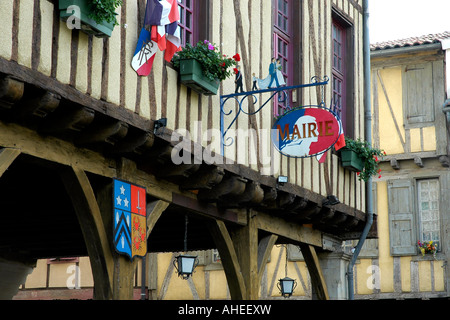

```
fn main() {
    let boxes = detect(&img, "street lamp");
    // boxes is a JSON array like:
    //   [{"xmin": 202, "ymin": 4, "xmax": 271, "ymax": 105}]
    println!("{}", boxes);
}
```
[
  {"xmin": 277, "ymin": 244, "xmax": 297, "ymax": 298},
  {"xmin": 174, "ymin": 254, "xmax": 199, "ymax": 280},
  {"xmin": 278, "ymin": 276, "xmax": 297, "ymax": 298},
  {"xmin": 174, "ymin": 215, "xmax": 199, "ymax": 280}
]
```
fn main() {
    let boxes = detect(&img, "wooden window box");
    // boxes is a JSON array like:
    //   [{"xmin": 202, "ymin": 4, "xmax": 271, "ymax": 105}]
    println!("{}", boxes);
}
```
[
  {"xmin": 179, "ymin": 59, "xmax": 220, "ymax": 96},
  {"xmin": 340, "ymin": 148, "xmax": 364, "ymax": 172},
  {"xmin": 58, "ymin": 0, "xmax": 115, "ymax": 38}
]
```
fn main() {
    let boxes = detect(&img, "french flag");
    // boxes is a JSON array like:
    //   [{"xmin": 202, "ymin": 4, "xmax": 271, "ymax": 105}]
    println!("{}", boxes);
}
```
[
  {"xmin": 131, "ymin": 28, "xmax": 158, "ymax": 76},
  {"xmin": 132, "ymin": 0, "xmax": 181, "ymax": 76}
]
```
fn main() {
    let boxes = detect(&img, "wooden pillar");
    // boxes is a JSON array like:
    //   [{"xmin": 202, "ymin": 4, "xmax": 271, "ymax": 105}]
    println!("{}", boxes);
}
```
[
  {"xmin": 111, "ymin": 158, "xmax": 140, "ymax": 300},
  {"xmin": 231, "ymin": 211, "xmax": 259, "ymax": 300},
  {"xmin": 0, "ymin": 148, "xmax": 20, "ymax": 178},
  {"xmin": 208, "ymin": 210, "xmax": 277, "ymax": 300},
  {"xmin": 109, "ymin": 160, "xmax": 170, "ymax": 300}
]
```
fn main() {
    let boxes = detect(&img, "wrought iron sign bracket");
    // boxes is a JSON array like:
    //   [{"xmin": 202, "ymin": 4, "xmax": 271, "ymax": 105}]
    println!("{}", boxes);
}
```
[{"xmin": 219, "ymin": 76, "xmax": 330, "ymax": 155}]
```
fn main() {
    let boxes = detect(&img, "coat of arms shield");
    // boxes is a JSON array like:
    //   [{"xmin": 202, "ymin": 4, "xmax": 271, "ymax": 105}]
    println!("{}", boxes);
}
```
[{"xmin": 113, "ymin": 179, "xmax": 147, "ymax": 259}]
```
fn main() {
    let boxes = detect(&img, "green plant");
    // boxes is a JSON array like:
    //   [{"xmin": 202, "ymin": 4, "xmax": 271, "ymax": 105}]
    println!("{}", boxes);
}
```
[
  {"xmin": 88, "ymin": 0, "xmax": 123, "ymax": 26},
  {"xmin": 343, "ymin": 137, "xmax": 385, "ymax": 182},
  {"xmin": 172, "ymin": 40, "xmax": 239, "ymax": 81}
]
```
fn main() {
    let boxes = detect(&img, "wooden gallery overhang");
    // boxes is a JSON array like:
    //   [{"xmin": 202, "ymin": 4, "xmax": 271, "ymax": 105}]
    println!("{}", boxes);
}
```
[{"xmin": 0, "ymin": 57, "xmax": 375, "ymax": 258}]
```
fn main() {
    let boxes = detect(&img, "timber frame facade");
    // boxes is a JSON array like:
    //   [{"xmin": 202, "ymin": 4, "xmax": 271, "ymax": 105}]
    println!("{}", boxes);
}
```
[
  {"xmin": 351, "ymin": 32, "xmax": 450, "ymax": 299},
  {"xmin": 0, "ymin": 0, "xmax": 369, "ymax": 300}
]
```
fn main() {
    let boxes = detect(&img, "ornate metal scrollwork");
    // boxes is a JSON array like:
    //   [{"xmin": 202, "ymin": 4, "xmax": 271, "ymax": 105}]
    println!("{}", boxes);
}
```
[{"xmin": 219, "ymin": 76, "xmax": 330, "ymax": 155}]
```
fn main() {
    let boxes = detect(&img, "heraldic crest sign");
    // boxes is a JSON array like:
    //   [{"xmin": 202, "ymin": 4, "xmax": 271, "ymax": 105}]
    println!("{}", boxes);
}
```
[{"xmin": 113, "ymin": 179, "xmax": 147, "ymax": 259}]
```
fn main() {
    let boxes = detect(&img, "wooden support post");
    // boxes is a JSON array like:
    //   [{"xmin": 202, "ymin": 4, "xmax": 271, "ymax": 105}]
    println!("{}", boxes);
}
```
[
  {"xmin": 231, "ymin": 211, "xmax": 259, "ymax": 300},
  {"xmin": 298, "ymin": 243, "xmax": 330, "ymax": 300},
  {"xmin": 147, "ymin": 200, "xmax": 170, "ymax": 236},
  {"xmin": 207, "ymin": 220, "xmax": 246, "ymax": 300},
  {"xmin": 59, "ymin": 166, "xmax": 114, "ymax": 300},
  {"xmin": 208, "ymin": 211, "xmax": 276, "ymax": 300},
  {"xmin": 0, "ymin": 148, "xmax": 20, "ymax": 178},
  {"xmin": 257, "ymin": 234, "xmax": 278, "ymax": 286},
  {"xmin": 112, "ymin": 158, "xmax": 141, "ymax": 300}
]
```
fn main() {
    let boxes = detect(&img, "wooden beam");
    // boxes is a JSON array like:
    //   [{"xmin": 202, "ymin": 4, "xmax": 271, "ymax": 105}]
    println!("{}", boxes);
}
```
[
  {"xmin": 231, "ymin": 212, "xmax": 259, "ymax": 300},
  {"xmin": 0, "ymin": 57, "xmax": 152, "ymax": 132},
  {"xmin": 257, "ymin": 234, "xmax": 278, "ymax": 286},
  {"xmin": 0, "ymin": 76, "xmax": 24, "ymax": 109},
  {"xmin": 0, "ymin": 148, "xmax": 21, "ymax": 178},
  {"xmin": 298, "ymin": 243, "xmax": 329, "ymax": 300},
  {"xmin": 198, "ymin": 175, "xmax": 247, "ymax": 203},
  {"xmin": 207, "ymin": 220, "xmax": 246, "ymax": 300},
  {"xmin": 59, "ymin": 166, "xmax": 114, "ymax": 300},
  {"xmin": 256, "ymin": 212, "xmax": 322, "ymax": 247},
  {"xmin": 146, "ymin": 200, "xmax": 170, "ymax": 237}
]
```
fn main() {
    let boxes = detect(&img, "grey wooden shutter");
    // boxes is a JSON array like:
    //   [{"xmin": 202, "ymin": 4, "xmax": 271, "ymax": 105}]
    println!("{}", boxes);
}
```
[
  {"xmin": 388, "ymin": 179, "xmax": 417, "ymax": 256},
  {"xmin": 403, "ymin": 63, "xmax": 434, "ymax": 124}
]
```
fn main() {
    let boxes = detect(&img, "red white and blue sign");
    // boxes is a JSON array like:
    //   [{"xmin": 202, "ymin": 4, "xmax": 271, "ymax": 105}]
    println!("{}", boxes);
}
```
[
  {"xmin": 271, "ymin": 106, "xmax": 345, "ymax": 161},
  {"xmin": 113, "ymin": 179, "xmax": 147, "ymax": 259}
]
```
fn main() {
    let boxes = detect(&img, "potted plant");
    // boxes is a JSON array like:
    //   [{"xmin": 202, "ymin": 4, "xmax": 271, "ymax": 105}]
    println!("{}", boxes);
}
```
[
  {"xmin": 417, "ymin": 240, "xmax": 438, "ymax": 258},
  {"xmin": 172, "ymin": 40, "xmax": 240, "ymax": 95},
  {"xmin": 340, "ymin": 137, "xmax": 385, "ymax": 182},
  {"xmin": 59, "ymin": 0, "xmax": 123, "ymax": 38}
]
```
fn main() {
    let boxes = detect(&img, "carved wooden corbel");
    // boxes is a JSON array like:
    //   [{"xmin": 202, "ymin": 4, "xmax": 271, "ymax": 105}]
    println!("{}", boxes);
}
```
[{"xmin": 0, "ymin": 76, "xmax": 24, "ymax": 109}]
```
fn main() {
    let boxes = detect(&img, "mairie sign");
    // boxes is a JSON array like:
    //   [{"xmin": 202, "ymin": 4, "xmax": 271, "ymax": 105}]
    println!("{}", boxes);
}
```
[
  {"xmin": 113, "ymin": 179, "xmax": 147, "ymax": 259},
  {"xmin": 271, "ymin": 106, "xmax": 343, "ymax": 158}
]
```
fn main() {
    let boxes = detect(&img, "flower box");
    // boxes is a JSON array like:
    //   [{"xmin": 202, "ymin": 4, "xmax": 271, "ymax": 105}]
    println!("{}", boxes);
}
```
[
  {"xmin": 59, "ymin": 0, "xmax": 115, "ymax": 38},
  {"xmin": 179, "ymin": 59, "xmax": 220, "ymax": 96},
  {"xmin": 340, "ymin": 148, "xmax": 364, "ymax": 172}
]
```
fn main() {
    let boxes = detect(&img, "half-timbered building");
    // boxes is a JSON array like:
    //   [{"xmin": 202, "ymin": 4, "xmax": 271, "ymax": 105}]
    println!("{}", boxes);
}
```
[
  {"xmin": 1, "ymin": 0, "xmax": 370, "ymax": 300},
  {"xmin": 351, "ymin": 32, "xmax": 450, "ymax": 299}
]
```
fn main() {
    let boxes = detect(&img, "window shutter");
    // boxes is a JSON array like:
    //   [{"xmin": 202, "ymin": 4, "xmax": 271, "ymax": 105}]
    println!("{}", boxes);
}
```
[
  {"xmin": 388, "ymin": 179, "xmax": 417, "ymax": 256},
  {"xmin": 403, "ymin": 63, "xmax": 434, "ymax": 124}
]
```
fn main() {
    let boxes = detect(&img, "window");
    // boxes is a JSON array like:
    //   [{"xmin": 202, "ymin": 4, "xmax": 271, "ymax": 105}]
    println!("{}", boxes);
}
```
[
  {"xmin": 332, "ymin": 22, "xmax": 345, "ymax": 121},
  {"xmin": 273, "ymin": 0, "xmax": 293, "ymax": 117},
  {"xmin": 177, "ymin": 0, "xmax": 209, "ymax": 47},
  {"xmin": 417, "ymin": 179, "xmax": 441, "ymax": 248},
  {"xmin": 178, "ymin": 0, "xmax": 194, "ymax": 47},
  {"xmin": 388, "ymin": 178, "xmax": 442, "ymax": 256},
  {"xmin": 402, "ymin": 62, "xmax": 435, "ymax": 125},
  {"xmin": 331, "ymin": 12, "xmax": 354, "ymax": 137}
]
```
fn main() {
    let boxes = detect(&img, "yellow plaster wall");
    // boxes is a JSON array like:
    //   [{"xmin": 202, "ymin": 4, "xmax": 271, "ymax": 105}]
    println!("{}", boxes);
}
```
[
  {"xmin": 355, "ymin": 180, "xmax": 446, "ymax": 297},
  {"xmin": 376, "ymin": 67, "xmax": 405, "ymax": 155}
]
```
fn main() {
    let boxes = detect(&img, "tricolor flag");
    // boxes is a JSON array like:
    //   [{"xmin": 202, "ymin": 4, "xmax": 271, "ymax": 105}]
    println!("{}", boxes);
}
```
[{"xmin": 132, "ymin": 0, "xmax": 181, "ymax": 76}]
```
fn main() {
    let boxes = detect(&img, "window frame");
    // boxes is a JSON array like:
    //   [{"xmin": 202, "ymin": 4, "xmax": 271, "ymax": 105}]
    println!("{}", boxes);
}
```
[
  {"xmin": 331, "ymin": 10, "xmax": 355, "ymax": 138},
  {"xmin": 402, "ymin": 62, "xmax": 436, "ymax": 127},
  {"xmin": 417, "ymin": 178, "xmax": 441, "ymax": 250},
  {"xmin": 177, "ymin": 0, "xmax": 210, "ymax": 47},
  {"xmin": 178, "ymin": 0, "xmax": 194, "ymax": 47},
  {"xmin": 272, "ymin": 0, "xmax": 298, "ymax": 118},
  {"xmin": 387, "ymin": 176, "xmax": 444, "ymax": 257}
]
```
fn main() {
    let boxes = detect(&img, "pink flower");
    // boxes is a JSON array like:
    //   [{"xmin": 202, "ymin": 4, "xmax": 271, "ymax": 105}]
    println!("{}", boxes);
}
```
[{"xmin": 208, "ymin": 44, "xmax": 215, "ymax": 50}]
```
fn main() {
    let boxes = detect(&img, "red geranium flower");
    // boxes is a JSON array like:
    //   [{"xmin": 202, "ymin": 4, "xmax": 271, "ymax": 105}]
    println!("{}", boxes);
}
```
[
  {"xmin": 233, "ymin": 68, "xmax": 239, "ymax": 74},
  {"xmin": 233, "ymin": 53, "xmax": 241, "ymax": 62}
]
